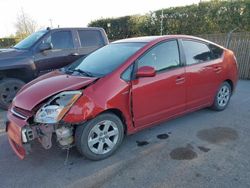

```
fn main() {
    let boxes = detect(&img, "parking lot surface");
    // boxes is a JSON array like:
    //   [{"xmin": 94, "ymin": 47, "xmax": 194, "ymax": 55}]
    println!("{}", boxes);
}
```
[{"xmin": 0, "ymin": 80, "xmax": 250, "ymax": 188}]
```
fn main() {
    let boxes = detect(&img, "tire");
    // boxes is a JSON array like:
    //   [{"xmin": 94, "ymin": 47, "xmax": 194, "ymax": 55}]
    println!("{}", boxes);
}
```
[
  {"xmin": 0, "ymin": 78, "xmax": 25, "ymax": 110},
  {"xmin": 211, "ymin": 82, "xmax": 232, "ymax": 111},
  {"xmin": 75, "ymin": 112, "xmax": 124, "ymax": 160}
]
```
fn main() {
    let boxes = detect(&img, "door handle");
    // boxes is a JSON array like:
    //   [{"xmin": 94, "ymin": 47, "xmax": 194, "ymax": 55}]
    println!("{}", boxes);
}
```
[
  {"xmin": 213, "ymin": 66, "xmax": 222, "ymax": 73},
  {"xmin": 69, "ymin": 53, "xmax": 79, "ymax": 56},
  {"xmin": 176, "ymin": 76, "xmax": 185, "ymax": 84}
]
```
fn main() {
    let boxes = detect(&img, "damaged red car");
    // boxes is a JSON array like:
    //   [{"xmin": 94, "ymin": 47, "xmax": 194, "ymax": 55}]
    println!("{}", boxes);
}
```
[{"xmin": 6, "ymin": 35, "xmax": 238, "ymax": 160}]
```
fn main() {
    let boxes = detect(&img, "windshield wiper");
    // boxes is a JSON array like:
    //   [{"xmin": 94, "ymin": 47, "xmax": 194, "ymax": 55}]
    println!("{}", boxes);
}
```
[{"xmin": 66, "ymin": 68, "xmax": 94, "ymax": 77}]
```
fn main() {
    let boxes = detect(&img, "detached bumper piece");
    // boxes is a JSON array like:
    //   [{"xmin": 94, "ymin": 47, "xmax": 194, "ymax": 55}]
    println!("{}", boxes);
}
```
[
  {"xmin": 6, "ymin": 109, "xmax": 34, "ymax": 160},
  {"xmin": 6, "ymin": 120, "xmax": 27, "ymax": 160}
]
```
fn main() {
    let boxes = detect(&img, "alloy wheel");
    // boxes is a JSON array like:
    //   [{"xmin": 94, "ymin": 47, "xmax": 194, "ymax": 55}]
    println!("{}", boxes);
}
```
[
  {"xmin": 87, "ymin": 120, "xmax": 119, "ymax": 155},
  {"xmin": 217, "ymin": 85, "xmax": 230, "ymax": 107}
]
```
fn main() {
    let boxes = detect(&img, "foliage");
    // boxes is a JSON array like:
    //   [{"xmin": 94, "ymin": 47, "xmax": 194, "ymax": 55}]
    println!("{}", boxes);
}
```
[
  {"xmin": 15, "ymin": 10, "xmax": 38, "ymax": 40},
  {"xmin": 0, "ymin": 38, "xmax": 19, "ymax": 48},
  {"xmin": 88, "ymin": 0, "xmax": 250, "ymax": 40}
]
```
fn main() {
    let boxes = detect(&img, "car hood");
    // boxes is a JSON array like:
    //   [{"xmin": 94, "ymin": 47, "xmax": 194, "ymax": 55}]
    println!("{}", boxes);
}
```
[
  {"xmin": 13, "ymin": 70, "xmax": 97, "ymax": 111},
  {"xmin": 0, "ymin": 48, "xmax": 28, "ymax": 61}
]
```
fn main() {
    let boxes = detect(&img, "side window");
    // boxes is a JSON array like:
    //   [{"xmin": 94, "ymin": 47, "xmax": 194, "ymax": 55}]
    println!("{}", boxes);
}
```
[
  {"xmin": 121, "ymin": 64, "xmax": 134, "ymax": 81},
  {"xmin": 182, "ymin": 40, "xmax": 213, "ymax": 65},
  {"xmin": 78, "ymin": 30, "xmax": 104, "ymax": 47},
  {"xmin": 138, "ymin": 40, "xmax": 180, "ymax": 72},
  {"xmin": 208, "ymin": 44, "xmax": 224, "ymax": 59},
  {"xmin": 46, "ymin": 31, "xmax": 74, "ymax": 49}
]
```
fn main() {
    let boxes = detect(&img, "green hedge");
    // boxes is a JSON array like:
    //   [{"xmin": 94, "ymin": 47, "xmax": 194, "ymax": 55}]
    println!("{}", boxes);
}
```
[
  {"xmin": 0, "ymin": 38, "xmax": 19, "ymax": 48},
  {"xmin": 89, "ymin": 0, "xmax": 250, "ymax": 40}
]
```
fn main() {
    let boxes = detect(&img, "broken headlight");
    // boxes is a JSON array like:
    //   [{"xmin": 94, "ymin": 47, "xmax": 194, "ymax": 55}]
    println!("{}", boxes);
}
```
[{"xmin": 34, "ymin": 91, "xmax": 82, "ymax": 124}]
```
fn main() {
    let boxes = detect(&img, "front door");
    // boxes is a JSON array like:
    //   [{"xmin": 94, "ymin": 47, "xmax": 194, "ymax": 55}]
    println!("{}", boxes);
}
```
[
  {"xmin": 34, "ymin": 30, "xmax": 78, "ymax": 75},
  {"xmin": 131, "ymin": 40, "xmax": 186, "ymax": 128}
]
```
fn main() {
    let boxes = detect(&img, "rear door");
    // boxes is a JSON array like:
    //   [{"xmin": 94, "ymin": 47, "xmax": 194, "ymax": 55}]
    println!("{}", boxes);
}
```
[
  {"xmin": 181, "ymin": 39, "xmax": 223, "ymax": 110},
  {"xmin": 131, "ymin": 40, "xmax": 186, "ymax": 128},
  {"xmin": 34, "ymin": 30, "xmax": 78, "ymax": 75},
  {"xmin": 76, "ymin": 29, "xmax": 106, "ymax": 58}
]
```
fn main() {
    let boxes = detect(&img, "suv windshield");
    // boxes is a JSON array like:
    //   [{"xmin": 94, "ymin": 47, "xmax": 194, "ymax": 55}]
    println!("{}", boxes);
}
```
[
  {"xmin": 14, "ymin": 30, "xmax": 47, "ymax": 49},
  {"xmin": 67, "ymin": 42, "xmax": 146, "ymax": 77}
]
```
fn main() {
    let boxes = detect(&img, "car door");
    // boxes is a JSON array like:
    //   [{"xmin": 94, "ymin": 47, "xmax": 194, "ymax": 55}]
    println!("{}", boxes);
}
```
[
  {"xmin": 76, "ymin": 29, "xmax": 106, "ymax": 59},
  {"xmin": 181, "ymin": 39, "xmax": 223, "ymax": 110},
  {"xmin": 34, "ymin": 30, "xmax": 79, "ymax": 75},
  {"xmin": 131, "ymin": 40, "xmax": 186, "ymax": 128}
]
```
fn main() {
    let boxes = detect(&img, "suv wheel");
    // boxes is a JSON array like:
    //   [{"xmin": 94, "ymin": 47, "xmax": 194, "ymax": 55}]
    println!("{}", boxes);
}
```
[
  {"xmin": 0, "ymin": 78, "xmax": 25, "ymax": 110},
  {"xmin": 75, "ymin": 112, "xmax": 124, "ymax": 160},
  {"xmin": 211, "ymin": 82, "xmax": 232, "ymax": 111}
]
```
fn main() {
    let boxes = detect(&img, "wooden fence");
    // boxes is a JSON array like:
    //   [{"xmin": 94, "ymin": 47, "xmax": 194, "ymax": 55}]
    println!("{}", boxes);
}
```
[{"xmin": 200, "ymin": 32, "xmax": 250, "ymax": 79}]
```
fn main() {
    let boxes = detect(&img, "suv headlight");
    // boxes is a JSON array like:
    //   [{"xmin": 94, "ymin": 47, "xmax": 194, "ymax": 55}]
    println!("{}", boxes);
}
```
[{"xmin": 34, "ymin": 91, "xmax": 82, "ymax": 124}]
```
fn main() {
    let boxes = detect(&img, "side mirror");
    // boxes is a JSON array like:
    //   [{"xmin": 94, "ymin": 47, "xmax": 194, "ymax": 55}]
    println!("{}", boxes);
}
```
[
  {"xmin": 39, "ymin": 42, "xmax": 53, "ymax": 52},
  {"xmin": 136, "ymin": 66, "xmax": 156, "ymax": 78}
]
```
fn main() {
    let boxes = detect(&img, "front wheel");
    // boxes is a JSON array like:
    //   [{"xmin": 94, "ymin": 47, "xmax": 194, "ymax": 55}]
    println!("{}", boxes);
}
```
[
  {"xmin": 211, "ymin": 82, "xmax": 232, "ymax": 111},
  {"xmin": 75, "ymin": 112, "xmax": 124, "ymax": 160},
  {"xmin": 0, "ymin": 78, "xmax": 25, "ymax": 110}
]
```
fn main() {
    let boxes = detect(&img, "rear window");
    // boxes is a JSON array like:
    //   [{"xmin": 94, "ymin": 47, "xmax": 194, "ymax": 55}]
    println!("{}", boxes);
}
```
[
  {"xmin": 182, "ymin": 40, "xmax": 213, "ymax": 65},
  {"xmin": 208, "ymin": 44, "xmax": 224, "ymax": 59},
  {"xmin": 78, "ymin": 30, "xmax": 104, "ymax": 47}
]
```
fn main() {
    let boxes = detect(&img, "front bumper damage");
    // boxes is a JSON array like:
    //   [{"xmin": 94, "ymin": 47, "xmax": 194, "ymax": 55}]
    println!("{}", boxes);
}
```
[
  {"xmin": 6, "ymin": 107, "xmax": 73, "ymax": 159},
  {"xmin": 6, "ymin": 111, "xmax": 30, "ymax": 159}
]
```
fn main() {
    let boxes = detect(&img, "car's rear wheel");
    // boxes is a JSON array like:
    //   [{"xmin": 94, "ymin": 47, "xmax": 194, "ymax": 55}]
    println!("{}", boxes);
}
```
[
  {"xmin": 211, "ymin": 82, "xmax": 232, "ymax": 111},
  {"xmin": 75, "ymin": 112, "xmax": 124, "ymax": 160},
  {"xmin": 0, "ymin": 78, "xmax": 25, "ymax": 110}
]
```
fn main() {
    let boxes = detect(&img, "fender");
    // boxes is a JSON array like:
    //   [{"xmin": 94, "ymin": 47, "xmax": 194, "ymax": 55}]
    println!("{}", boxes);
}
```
[
  {"xmin": 0, "ymin": 56, "xmax": 37, "ymax": 81},
  {"xmin": 63, "ymin": 79, "xmax": 135, "ymax": 134}
]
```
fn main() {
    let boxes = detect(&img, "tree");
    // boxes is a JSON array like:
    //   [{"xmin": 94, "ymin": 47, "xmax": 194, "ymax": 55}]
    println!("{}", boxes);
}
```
[
  {"xmin": 88, "ymin": 0, "xmax": 250, "ymax": 39},
  {"xmin": 15, "ymin": 9, "xmax": 38, "ymax": 39}
]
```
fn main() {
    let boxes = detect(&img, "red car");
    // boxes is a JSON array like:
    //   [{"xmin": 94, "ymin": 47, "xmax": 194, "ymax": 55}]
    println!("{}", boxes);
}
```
[{"xmin": 6, "ymin": 35, "xmax": 238, "ymax": 160}]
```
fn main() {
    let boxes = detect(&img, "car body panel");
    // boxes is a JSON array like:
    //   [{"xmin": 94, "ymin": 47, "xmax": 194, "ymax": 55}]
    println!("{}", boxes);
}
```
[
  {"xmin": 13, "ymin": 70, "xmax": 97, "ymax": 111},
  {"xmin": 185, "ymin": 58, "xmax": 224, "ymax": 109},
  {"xmin": 6, "ymin": 112, "xmax": 27, "ymax": 159},
  {"xmin": 131, "ymin": 67, "xmax": 186, "ymax": 127}
]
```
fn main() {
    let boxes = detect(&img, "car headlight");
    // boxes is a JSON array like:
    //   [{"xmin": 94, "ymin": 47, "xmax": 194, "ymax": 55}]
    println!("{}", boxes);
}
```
[{"xmin": 34, "ymin": 91, "xmax": 82, "ymax": 124}]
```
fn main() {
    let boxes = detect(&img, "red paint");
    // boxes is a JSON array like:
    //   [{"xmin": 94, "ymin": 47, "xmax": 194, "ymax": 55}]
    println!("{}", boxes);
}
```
[
  {"xmin": 136, "ymin": 66, "xmax": 156, "ymax": 78},
  {"xmin": 6, "ymin": 35, "xmax": 238, "ymax": 159},
  {"xmin": 14, "ymin": 70, "xmax": 96, "ymax": 111},
  {"xmin": 6, "ymin": 111, "xmax": 27, "ymax": 159}
]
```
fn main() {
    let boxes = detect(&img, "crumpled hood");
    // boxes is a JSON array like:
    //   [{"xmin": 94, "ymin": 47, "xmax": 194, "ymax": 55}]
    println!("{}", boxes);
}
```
[
  {"xmin": 0, "ymin": 48, "xmax": 28, "ymax": 61},
  {"xmin": 13, "ymin": 70, "xmax": 97, "ymax": 111}
]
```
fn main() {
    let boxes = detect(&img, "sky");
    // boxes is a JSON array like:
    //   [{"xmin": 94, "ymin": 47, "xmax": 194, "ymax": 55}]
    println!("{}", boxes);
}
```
[{"xmin": 0, "ymin": 0, "xmax": 200, "ymax": 37}]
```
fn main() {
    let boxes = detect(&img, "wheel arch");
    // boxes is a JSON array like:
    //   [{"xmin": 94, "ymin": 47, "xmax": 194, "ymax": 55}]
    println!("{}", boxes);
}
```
[
  {"xmin": 224, "ymin": 79, "xmax": 234, "ymax": 92},
  {"xmin": 0, "ymin": 68, "xmax": 34, "ymax": 82},
  {"xmin": 100, "ymin": 108, "xmax": 128, "ymax": 134}
]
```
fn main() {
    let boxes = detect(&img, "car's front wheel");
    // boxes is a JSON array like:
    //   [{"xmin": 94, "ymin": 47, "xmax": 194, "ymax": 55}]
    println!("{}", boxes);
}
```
[
  {"xmin": 75, "ymin": 112, "xmax": 124, "ymax": 160},
  {"xmin": 0, "ymin": 78, "xmax": 25, "ymax": 110},
  {"xmin": 211, "ymin": 82, "xmax": 232, "ymax": 111}
]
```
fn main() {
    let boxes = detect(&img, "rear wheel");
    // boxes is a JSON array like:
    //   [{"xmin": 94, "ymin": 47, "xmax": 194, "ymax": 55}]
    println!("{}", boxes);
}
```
[
  {"xmin": 211, "ymin": 82, "xmax": 232, "ymax": 111},
  {"xmin": 75, "ymin": 112, "xmax": 124, "ymax": 160},
  {"xmin": 0, "ymin": 78, "xmax": 25, "ymax": 110}
]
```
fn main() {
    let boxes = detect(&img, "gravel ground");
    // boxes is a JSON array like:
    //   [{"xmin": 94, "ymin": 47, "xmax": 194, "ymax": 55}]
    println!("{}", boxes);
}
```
[{"xmin": 0, "ymin": 80, "xmax": 250, "ymax": 188}]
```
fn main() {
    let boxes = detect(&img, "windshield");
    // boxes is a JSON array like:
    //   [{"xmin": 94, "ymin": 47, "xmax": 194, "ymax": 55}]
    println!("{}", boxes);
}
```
[
  {"xmin": 67, "ymin": 42, "xmax": 146, "ymax": 77},
  {"xmin": 14, "ymin": 30, "xmax": 47, "ymax": 49}
]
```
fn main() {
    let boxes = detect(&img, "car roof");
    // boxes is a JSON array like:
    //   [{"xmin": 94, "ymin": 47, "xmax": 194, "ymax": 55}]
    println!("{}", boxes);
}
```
[
  {"xmin": 112, "ymin": 35, "xmax": 206, "ymax": 43},
  {"xmin": 46, "ymin": 27, "xmax": 104, "ymax": 31},
  {"xmin": 112, "ymin": 35, "xmax": 225, "ymax": 49}
]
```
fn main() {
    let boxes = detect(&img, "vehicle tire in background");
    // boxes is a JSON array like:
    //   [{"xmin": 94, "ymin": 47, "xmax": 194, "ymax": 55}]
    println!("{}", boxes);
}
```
[
  {"xmin": 75, "ymin": 112, "xmax": 124, "ymax": 160},
  {"xmin": 211, "ymin": 82, "xmax": 232, "ymax": 111},
  {"xmin": 0, "ymin": 78, "xmax": 25, "ymax": 110}
]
